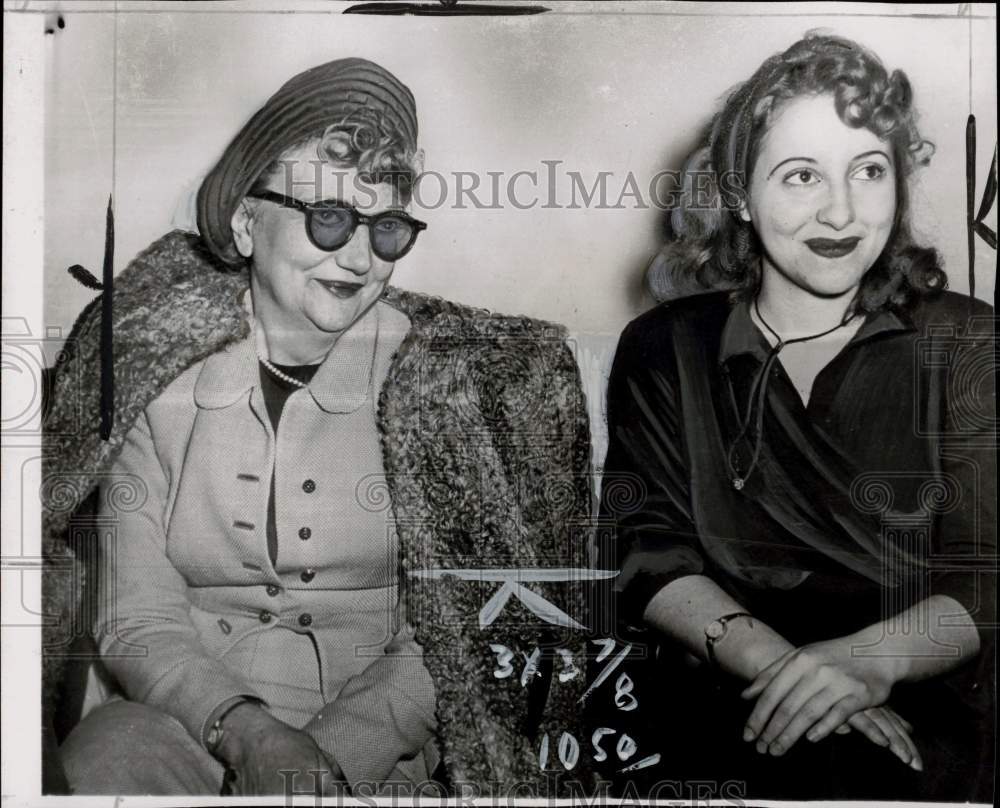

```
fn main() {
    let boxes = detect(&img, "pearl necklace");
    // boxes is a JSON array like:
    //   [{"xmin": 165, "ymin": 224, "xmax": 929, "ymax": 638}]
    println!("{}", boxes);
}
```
[{"xmin": 257, "ymin": 351, "xmax": 308, "ymax": 389}]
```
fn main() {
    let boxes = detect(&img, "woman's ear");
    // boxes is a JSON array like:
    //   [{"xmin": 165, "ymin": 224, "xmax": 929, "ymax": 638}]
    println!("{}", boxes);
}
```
[
  {"xmin": 231, "ymin": 199, "xmax": 255, "ymax": 258},
  {"xmin": 738, "ymin": 200, "xmax": 752, "ymax": 224}
]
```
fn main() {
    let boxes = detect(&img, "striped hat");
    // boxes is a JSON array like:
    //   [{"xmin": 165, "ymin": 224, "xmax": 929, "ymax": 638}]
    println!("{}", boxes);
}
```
[{"xmin": 196, "ymin": 57, "xmax": 418, "ymax": 266}]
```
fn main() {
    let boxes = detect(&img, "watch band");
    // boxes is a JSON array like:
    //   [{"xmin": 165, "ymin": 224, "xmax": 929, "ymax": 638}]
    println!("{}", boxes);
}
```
[
  {"xmin": 704, "ymin": 611, "xmax": 753, "ymax": 668},
  {"xmin": 205, "ymin": 698, "xmax": 251, "ymax": 756}
]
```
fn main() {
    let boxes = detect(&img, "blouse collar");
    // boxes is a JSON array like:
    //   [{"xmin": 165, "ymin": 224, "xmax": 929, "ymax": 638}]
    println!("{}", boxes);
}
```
[
  {"xmin": 194, "ymin": 291, "xmax": 387, "ymax": 414},
  {"xmin": 718, "ymin": 298, "xmax": 915, "ymax": 365}
]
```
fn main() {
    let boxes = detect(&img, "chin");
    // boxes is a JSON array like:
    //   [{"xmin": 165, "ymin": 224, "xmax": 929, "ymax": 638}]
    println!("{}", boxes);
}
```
[
  {"xmin": 791, "ymin": 258, "xmax": 869, "ymax": 298},
  {"xmin": 307, "ymin": 292, "xmax": 379, "ymax": 334}
]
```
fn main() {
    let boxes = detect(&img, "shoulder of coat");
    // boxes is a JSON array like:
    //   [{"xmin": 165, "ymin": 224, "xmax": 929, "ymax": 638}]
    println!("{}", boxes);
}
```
[{"xmin": 380, "ymin": 286, "xmax": 569, "ymax": 341}]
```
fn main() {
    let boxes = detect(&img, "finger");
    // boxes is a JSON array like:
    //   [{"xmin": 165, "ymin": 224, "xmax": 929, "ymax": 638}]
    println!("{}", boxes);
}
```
[
  {"xmin": 757, "ymin": 677, "xmax": 829, "ymax": 746},
  {"xmin": 843, "ymin": 710, "xmax": 890, "ymax": 748},
  {"xmin": 803, "ymin": 694, "xmax": 866, "ymax": 744},
  {"xmin": 766, "ymin": 688, "xmax": 841, "ymax": 755},
  {"xmin": 741, "ymin": 651, "xmax": 794, "ymax": 700},
  {"xmin": 861, "ymin": 708, "xmax": 912, "ymax": 768},
  {"xmin": 834, "ymin": 724, "xmax": 851, "ymax": 735},
  {"xmin": 881, "ymin": 708, "xmax": 923, "ymax": 772},
  {"xmin": 232, "ymin": 766, "xmax": 258, "ymax": 797},
  {"xmin": 882, "ymin": 706, "xmax": 914, "ymax": 735},
  {"xmin": 221, "ymin": 767, "xmax": 239, "ymax": 796},
  {"xmin": 744, "ymin": 658, "xmax": 809, "ymax": 741}
]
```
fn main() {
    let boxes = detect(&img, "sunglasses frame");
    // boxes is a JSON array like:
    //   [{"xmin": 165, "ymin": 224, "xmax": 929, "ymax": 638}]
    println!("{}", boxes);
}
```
[{"xmin": 248, "ymin": 190, "xmax": 427, "ymax": 261}]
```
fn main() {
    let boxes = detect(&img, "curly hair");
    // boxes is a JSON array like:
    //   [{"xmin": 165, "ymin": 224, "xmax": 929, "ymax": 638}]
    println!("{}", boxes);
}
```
[
  {"xmin": 649, "ymin": 32, "xmax": 946, "ymax": 312},
  {"xmin": 251, "ymin": 105, "xmax": 421, "ymax": 203}
]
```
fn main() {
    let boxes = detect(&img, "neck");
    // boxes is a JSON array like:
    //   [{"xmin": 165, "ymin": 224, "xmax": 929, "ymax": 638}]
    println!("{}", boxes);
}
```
[
  {"xmin": 756, "ymin": 269, "xmax": 856, "ymax": 339},
  {"xmin": 253, "ymin": 310, "xmax": 338, "ymax": 366}
]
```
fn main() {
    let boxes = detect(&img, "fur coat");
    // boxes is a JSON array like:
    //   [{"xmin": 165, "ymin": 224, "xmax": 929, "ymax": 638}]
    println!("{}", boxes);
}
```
[{"xmin": 42, "ymin": 230, "xmax": 595, "ymax": 795}]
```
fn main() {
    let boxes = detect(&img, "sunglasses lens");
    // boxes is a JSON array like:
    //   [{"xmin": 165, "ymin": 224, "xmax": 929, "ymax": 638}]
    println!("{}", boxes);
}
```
[
  {"xmin": 309, "ymin": 206, "xmax": 355, "ymax": 250},
  {"xmin": 372, "ymin": 215, "xmax": 414, "ymax": 261},
  {"xmin": 372, "ymin": 215, "xmax": 416, "ymax": 260}
]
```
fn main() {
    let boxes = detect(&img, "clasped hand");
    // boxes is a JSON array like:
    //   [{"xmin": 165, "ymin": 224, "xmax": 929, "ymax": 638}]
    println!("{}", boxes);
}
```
[
  {"xmin": 739, "ymin": 637, "xmax": 923, "ymax": 771},
  {"xmin": 216, "ymin": 703, "xmax": 346, "ymax": 795}
]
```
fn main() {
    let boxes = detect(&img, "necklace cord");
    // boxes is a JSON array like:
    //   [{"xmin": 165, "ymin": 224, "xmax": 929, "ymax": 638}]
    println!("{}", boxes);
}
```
[{"xmin": 726, "ymin": 298, "xmax": 858, "ymax": 489}]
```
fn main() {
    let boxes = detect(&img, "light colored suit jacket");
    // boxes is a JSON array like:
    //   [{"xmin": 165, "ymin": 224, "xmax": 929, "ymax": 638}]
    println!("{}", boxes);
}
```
[{"xmin": 97, "ymin": 300, "xmax": 436, "ymax": 784}]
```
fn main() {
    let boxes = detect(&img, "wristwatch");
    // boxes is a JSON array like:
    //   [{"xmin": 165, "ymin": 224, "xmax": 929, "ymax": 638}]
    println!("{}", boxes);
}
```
[
  {"xmin": 704, "ymin": 612, "xmax": 753, "ymax": 668},
  {"xmin": 205, "ymin": 698, "xmax": 251, "ymax": 757}
]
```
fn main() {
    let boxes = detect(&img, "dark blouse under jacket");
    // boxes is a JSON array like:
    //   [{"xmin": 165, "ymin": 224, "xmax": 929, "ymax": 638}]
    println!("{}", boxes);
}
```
[{"xmin": 597, "ymin": 290, "xmax": 995, "ymax": 719}]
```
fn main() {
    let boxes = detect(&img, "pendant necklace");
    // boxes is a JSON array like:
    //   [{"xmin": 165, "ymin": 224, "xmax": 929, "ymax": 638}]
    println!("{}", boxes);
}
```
[{"xmin": 726, "ymin": 298, "xmax": 857, "ymax": 491}]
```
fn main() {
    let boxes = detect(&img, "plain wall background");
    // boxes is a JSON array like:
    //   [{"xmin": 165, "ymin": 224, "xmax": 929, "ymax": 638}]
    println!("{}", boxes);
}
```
[{"xmin": 41, "ymin": 2, "xmax": 997, "ymax": 347}]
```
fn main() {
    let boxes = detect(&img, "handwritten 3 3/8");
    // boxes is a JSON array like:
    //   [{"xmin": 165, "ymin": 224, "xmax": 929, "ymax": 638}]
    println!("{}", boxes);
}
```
[{"xmin": 489, "ymin": 638, "xmax": 638, "ymax": 711}]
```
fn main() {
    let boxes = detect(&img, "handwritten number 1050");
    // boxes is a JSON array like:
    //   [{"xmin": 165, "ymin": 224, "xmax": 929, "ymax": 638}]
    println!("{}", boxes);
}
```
[{"xmin": 538, "ymin": 729, "xmax": 660, "ymax": 773}]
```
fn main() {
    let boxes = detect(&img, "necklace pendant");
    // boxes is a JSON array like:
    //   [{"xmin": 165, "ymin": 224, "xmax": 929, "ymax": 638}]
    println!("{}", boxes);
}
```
[{"xmin": 732, "ymin": 478, "xmax": 745, "ymax": 491}]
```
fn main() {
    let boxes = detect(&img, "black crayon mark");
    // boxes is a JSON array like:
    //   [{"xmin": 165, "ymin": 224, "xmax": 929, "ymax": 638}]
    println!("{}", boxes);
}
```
[
  {"xmin": 44, "ymin": 14, "xmax": 65, "ymax": 35},
  {"xmin": 99, "ymin": 195, "xmax": 114, "ymax": 441},
  {"xmin": 973, "ymin": 159, "xmax": 997, "ymax": 249},
  {"xmin": 966, "ymin": 115, "xmax": 976, "ymax": 303},
  {"xmin": 973, "ymin": 145, "xmax": 997, "ymax": 250},
  {"xmin": 344, "ymin": 1, "xmax": 548, "ymax": 16},
  {"xmin": 67, "ymin": 264, "xmax": 103, "ymax": 291},
  {"xmin": 965, "ymin": 115, "xmax": 998, "ymax": 312}
]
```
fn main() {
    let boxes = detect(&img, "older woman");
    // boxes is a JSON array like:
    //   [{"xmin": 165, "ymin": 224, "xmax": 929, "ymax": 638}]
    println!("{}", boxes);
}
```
[
  {"xmin": 47, "ymin": 58, "xmax": 591, "ymax": 796},
  {"xmin": 598, "ymin": 34, "xmax": 995, "ymax": 801}
]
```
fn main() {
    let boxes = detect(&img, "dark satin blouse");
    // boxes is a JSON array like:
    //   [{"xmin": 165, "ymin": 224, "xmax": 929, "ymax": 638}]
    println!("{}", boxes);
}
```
[{"xmin": 596, "ymin": 289, "xmax": 995, "ymax": 799}]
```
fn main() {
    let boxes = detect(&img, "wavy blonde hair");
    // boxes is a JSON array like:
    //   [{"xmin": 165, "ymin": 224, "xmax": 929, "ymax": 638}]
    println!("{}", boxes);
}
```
[{"xmin": 649, "ymin": 32, "xmax": 946, "ymax": 312}]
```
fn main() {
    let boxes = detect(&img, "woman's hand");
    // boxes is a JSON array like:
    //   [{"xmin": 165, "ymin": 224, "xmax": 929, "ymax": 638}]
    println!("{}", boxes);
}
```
[
  {"xmin": 739, "ymin": 637, "xmax": 921, "ymax": 769},
  {"xmin": 844, "ymin": 706, "xmax": 922, "ymax": 770},
  {"xmin": 216, "ymin": 702, "xmax": 346, "ymax": 795}
]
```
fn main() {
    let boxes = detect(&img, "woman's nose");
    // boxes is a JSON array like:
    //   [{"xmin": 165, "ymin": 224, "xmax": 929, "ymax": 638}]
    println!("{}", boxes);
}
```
[
  {"xmin": 334, "ymin": 226, "xmax": 372, "ymax": 274},
  {"xmin": 816, "ymin": 180, "xmax": 856, "ymax": 231}
]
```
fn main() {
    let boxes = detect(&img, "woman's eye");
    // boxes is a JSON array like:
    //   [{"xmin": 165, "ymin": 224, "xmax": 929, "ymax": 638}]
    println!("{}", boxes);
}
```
[
  {"xmin": 375, "ymin": 218, "xmax": 402, "ymax": 232},
  {"xmin": 852, "ymin": 163, "xmax": 888, "ymax": 181},
  {"xmin": 313, "ymin": 208, "xmax": 351, "ymax": 226},
  {"xmin": 783, "ymin": 169, "xmax": 819, "ymax": 186}
]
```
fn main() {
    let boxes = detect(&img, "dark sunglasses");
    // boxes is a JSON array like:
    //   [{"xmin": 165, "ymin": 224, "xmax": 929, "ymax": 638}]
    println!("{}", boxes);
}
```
[{"xmin": 248, "ymin": 190, "xmax": 427, "ymax": 262}]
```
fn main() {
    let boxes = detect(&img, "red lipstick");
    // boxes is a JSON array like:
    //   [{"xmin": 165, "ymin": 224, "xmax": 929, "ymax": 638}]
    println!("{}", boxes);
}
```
[{"xmin": 805, "ymin": 237, "xmax": 861, "ymax": 258}]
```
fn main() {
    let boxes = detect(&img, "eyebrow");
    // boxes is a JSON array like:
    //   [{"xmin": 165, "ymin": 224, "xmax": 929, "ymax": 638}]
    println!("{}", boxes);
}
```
[
  {"xmin": 767, "ymin": 150, "xmax": 892, "ymax": 179},
  {"xmin": 308, "ymin": 196, "xmax": 406, "ymax": 212},
  {"xmin": 852, "ymin": 149, "xmax": 892, "ymax": 164},
  {"xmin": 767, "ymin": 157, "xmax": 816, "ymax": 179}
]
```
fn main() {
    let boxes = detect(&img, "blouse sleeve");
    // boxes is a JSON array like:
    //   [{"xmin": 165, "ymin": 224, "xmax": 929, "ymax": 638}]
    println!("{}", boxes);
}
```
[
  {"xmin": 302, "ymin": 621, "xmax": 437, "ymax": 785},
  {"xmin": 930, "ymin": 318, "xmax": 997, "ymax": 646},
  {"xmin": 597, "ymin": 318, "xmax": 706, "ymax": 628}
]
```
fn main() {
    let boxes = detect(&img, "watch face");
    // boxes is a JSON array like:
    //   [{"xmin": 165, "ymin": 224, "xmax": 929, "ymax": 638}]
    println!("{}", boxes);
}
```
[{"xmin": 706, "ymin": 621, "xmax": 725, "ymax": 640}]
